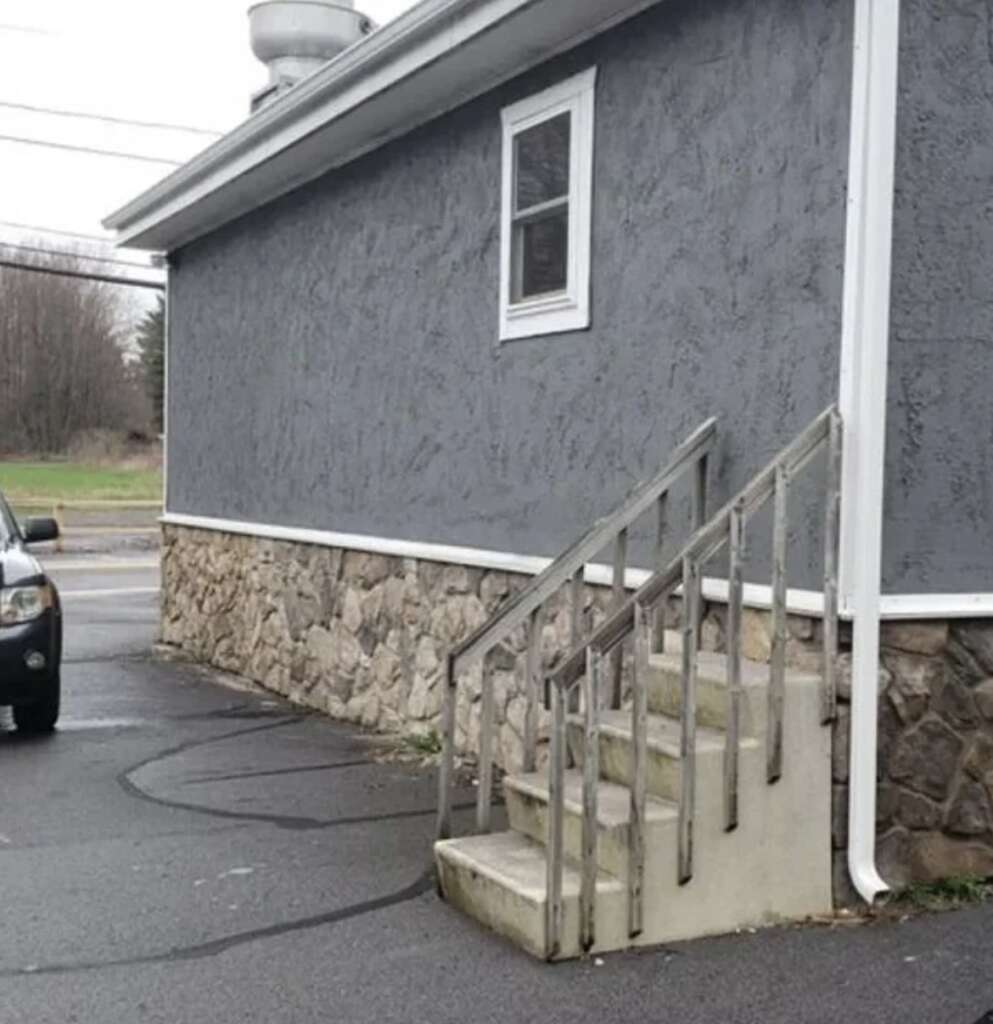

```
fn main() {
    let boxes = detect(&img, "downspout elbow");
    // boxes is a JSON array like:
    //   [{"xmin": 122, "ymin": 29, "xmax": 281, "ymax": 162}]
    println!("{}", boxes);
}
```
[{"xmin": 846, "ymin": 601, "xmax": 890, "ymax": 904}]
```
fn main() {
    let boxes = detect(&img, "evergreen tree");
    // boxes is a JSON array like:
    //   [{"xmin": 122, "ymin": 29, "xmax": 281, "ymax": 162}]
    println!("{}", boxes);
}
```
[{"xmin": 136, "ymin": 294, "xmax": 165, "ymax": 433}]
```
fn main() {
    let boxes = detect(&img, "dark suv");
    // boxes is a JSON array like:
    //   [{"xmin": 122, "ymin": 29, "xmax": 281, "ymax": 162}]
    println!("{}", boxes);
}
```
[{"xmin": 0, "ymin": 492, "xmax": 62, "ymax": 732}]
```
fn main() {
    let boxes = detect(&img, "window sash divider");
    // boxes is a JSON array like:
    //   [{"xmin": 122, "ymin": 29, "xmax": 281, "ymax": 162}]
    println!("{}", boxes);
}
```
[{"xmin": 511, "ymin": 195, "xmax": 569, "ymax": 225}]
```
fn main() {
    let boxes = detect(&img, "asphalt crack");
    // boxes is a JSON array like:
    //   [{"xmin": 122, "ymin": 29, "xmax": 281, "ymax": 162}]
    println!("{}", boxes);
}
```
[
  {"xmin": 181, "ymin": 759, "xmax": 375, "ymax": 785},
  {"xmin": 1, "ymin": 869, "xmax": 435, "ymax": 978},
  {"xmin": 116, "ymin": 716, "xmax": 471, "ymax": 831}
]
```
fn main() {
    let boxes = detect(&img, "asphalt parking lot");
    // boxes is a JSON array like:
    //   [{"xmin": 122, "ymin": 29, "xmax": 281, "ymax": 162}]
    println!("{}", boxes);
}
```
[{"xmin": 2, "ymin": 553, "xmax": 993, "ymax": 1024}]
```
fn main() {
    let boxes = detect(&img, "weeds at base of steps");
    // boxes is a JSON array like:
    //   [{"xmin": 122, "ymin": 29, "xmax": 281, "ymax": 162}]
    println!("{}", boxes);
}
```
[
  {"xmin": 887, "ymin": 875, "xmax": 993, "ymax": 914},
  {"xmin": 807, "ymin": 875, "xmax": 993, "ymax": 929}
]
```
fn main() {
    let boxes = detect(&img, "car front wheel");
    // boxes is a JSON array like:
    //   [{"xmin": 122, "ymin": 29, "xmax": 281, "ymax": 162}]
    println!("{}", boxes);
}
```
[{"xmin": 13, "ymin": 672, "xmax": 60, "ymax": 734}]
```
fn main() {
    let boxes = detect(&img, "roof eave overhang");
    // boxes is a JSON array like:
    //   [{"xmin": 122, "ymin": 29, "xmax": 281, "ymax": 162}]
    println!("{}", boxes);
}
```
[{"xmin": 103, "ymin": 0, "xmax": 663, "ymax": 252}]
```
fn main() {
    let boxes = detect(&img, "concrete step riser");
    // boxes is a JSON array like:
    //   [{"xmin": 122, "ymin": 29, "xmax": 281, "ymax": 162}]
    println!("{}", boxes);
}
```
[
  {"xmin": 436, "ymin": 848, "xmax": 550, "ymax": 959},
  {"xmin": 567, "ymin": 721, "xmax": 684, "ymax": 801},
  {"xmin": 505, "ymin": 783, "xmax": 674, "ymax": 881},
  {"xmin": 645, "ymin": 664, "xmax": 764, "ymax": 737}
]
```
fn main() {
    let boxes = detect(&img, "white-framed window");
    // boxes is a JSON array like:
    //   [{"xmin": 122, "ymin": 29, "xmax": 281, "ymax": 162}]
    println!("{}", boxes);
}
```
[{"xmin": 499, "ymin": 67, "xmax": 597, "ymax": 342}]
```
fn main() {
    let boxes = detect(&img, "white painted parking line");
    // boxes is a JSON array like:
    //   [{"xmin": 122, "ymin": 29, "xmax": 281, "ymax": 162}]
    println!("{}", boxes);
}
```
[
  {"xmin": 45, "ymin": 560, "xmax": 160, "ymax": 571},
  {"xmin": 60, "ymin": 587, "xmax": 160, "ymax": 599}
]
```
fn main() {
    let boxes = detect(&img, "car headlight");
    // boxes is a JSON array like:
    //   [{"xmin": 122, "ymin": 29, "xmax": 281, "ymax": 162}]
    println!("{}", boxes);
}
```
[{"xmin": 0, "ymin": 584, "xmax": 53, "ymax": 626}]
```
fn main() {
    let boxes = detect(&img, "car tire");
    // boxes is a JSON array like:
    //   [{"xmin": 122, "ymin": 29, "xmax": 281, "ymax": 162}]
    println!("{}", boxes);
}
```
[{"xmin": 13, "ymin": 672, "xmax": 60, "ymax": 734}]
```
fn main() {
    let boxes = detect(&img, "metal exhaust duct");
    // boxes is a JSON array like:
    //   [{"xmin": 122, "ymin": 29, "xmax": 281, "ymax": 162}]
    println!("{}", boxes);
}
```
[{"xmin": 249, "ymin": 1, "xmax": 375, "ymax": 112}]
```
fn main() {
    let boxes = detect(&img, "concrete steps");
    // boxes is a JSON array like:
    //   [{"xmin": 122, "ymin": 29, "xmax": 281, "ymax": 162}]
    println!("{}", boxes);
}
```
[
  {"xmin": 435, "ymin": 647, "xmax": 833, "ymax": 959},
  {"xmin": 505, "ymin": 769, "xmax": 677, "ymax": 881}
]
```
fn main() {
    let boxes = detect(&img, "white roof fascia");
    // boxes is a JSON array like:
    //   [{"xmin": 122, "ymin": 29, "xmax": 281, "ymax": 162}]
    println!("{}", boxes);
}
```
[{"xmin": 104, "ymin": 0, "xmax": 664, "ymax": 251}]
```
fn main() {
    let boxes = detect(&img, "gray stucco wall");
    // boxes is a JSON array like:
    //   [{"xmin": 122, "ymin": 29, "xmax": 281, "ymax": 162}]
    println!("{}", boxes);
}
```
[
  {"xmin": 168, "ymin": 0, "xmax": 853, "ymax": 588},
  {"xmin": 884, "ymin": 0, "xmax": 993, "ymax": 593}
]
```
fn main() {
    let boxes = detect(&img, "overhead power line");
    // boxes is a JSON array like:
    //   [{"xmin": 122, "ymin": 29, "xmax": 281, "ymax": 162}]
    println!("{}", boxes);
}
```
[
  {"xmin": 0, "ymin": 23, "xmax": 55, "ymax": 36},
  {"xmin": 0, "ymin": 240, "xmax": 155, "ymax": 270},
  {"xmin": 0, "ymin": 258, "xmax": 165, "ymax": 291},
  {"xmin": 0, "ymin": 133, "xmax": 182, "ymax": 166},
  {"xmin": 0, "ymin": 219, "xmax": 117, "ymax": 244},
  {"xmin": 0, "ymin": 99, "xmax": 222, "ymax": 137}
]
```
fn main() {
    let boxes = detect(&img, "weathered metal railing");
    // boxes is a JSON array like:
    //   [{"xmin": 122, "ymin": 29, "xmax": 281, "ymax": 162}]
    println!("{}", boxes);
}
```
[
  {"xmin": 435, "ymin": 417, "xmax": 717, "ymax": 841},
  {"xmin": 544, "ymin": 405, "xmax": 842, "ymax": 957}
]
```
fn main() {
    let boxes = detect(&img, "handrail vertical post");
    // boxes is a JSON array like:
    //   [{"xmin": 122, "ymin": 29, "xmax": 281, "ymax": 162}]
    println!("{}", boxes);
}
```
[
  {"xmin": 629, "ymin": 603, "xmax": 649, "ymax": 937},
  {"xmin": 476, "ymin": 650, "xmax": 495, "ymax": 832},
  {"xmin": 822, "ymin": 409, "xmax": 842, "ymax": 723},
  {"xmin": 570, "ymin": 567, "xmax": 584, "ymax": 643},
  {"xmin": 546, "ymin": 678, "xmax": 565, "ymax": 959},
  {"xmin": 692, "ymin": 454, "xmax": 709, "ymax": 649},
  {"xmin": 653, "ymin": 493, "xmax": 668, "ymax": 653},
  {"xmin": 523, "ymin": 606, "xmax": 543, "ymax": 773},
  {"xmin": 724, "ymin": 501, "xmax": 745, "ymax": 831},
  {"xmin": 609, "ymin": 529, "xmax": 628, "ymax": 709},
  {"xmin": 436, "ymin": 652, "xmax": 457, "ymax": 840},
  {"xmin": 580, "ymin": 647, "xmax": 602, "ymax": 952},
  {"xmin": 678, "ymin": 556, "xmax": 699, "ymax": 884},
  {"xmin": 768, "ymin": 463, "xmax": 790, "ymax": 783},
  {"xmin": 569, "ymin": 568, "xmax": 583, "ymax": 713}
]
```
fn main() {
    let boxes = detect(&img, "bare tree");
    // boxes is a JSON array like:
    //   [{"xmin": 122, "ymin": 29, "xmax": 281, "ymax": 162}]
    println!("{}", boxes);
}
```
[{"xmin": 0, "ymin": 243, "xmax": 152, "ymax": 454}]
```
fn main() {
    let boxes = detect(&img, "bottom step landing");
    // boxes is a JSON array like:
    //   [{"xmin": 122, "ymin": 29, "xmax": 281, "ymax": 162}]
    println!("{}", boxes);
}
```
[
  {"xmin": 435, "ymin": 831, "xmax": 628, "ymax": 960},
  {"xmin": 435, "ymin": 820, "xmax": 830, "ymax": 962}
]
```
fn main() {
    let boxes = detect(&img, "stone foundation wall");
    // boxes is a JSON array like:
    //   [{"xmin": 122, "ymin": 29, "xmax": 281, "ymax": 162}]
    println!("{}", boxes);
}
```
[
  {"xmin": 849, "ymin": 621, "xmax": 993, "ymax": 895},
  {"xmin": 162, "ymin": 524, "xmax": 993, "ymax": 902},
  {"xmin": 161, "ymin": 524, "xmax": 623, "ymax": 772}
]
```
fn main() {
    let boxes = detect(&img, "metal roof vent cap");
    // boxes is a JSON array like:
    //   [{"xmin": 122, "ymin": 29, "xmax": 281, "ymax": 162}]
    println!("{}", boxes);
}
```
[{"xmin": 249, "ymin": 0, "xmax": 374, "ymax": 111}]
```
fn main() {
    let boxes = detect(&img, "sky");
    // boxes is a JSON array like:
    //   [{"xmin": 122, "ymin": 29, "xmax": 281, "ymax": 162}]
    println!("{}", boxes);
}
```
[{"xmin": 0, "ymin": 0, "xmax": 417, "ymax": 261}]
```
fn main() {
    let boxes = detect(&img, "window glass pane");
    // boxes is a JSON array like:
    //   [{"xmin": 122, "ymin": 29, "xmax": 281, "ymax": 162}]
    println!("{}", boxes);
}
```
[
  {"xmin": 514, "ymin": 112, "xmax": 570, "ymax": 212},
  {"xmin": 513, "ymin": 208, "xmax": 568, "ymax": 301}
]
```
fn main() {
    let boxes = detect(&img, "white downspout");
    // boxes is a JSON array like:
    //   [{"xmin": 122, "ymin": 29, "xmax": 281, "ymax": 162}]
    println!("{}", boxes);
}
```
[
  {"xmin": 838, "ymin": 0, "xmax": 901, "ymax": 903},
  {"xmin": 162, "ymin": 257, "xmax": 171, "ymax": 517}
]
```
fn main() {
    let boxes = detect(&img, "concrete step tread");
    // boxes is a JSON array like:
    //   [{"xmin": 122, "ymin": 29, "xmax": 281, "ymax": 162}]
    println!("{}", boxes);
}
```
[
  {"xmin": 569, "ymin": 709, "xmax": 740, "ymax": 755},
  {"xmin": 505, "ymin": 770, "xmax": 678, "ymax": 828},
  {"xmin": 648, "ymin": 648, "xmax": 821, "ymax": 688},
  {"xmin": 435, "ymin": 831, "xmax": 624, "ymax": 904}
]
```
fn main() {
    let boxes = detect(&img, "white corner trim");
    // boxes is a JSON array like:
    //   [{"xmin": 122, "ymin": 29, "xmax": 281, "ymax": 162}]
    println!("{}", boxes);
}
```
[
  {"xmin": 842, "ymin": 0, "xmax": 901, "ymax": 907},
  {"xmin": 162, "ymin": 266, "xmax": 170, "ymax": 511},
  {"xmin": 498, "ymin": 67, "xmax": 596, "ymax": 342}
]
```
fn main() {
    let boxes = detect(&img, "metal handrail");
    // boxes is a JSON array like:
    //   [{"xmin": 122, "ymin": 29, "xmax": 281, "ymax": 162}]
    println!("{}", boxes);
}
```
[
  {"xmin": 435, "ymin": 417, "xmax": 718, "ymax": 841},
  {"xmin": 447, "ymin": 419, "xmax": 717, "ymax": 673},
  {"xmin": 543, "ymin": 405, "xmax": 842, "ymax": 958}
]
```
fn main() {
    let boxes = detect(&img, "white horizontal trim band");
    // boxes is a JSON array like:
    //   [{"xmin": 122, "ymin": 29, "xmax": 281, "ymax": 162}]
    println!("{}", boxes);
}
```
[
  {"xmin": 875, "ymin": 593, "xmax": 993, "ymax": 620},
  {"xmin": 162, "ymin": 512, "xmax": 553, "ymax": 575},
  {"xmin": 159, "ymin": 512, "xmax": 832, "ymax": 618},
  {"xmin": 162, "ymin": 514, "xmax": 993, "ymax": 620}
]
